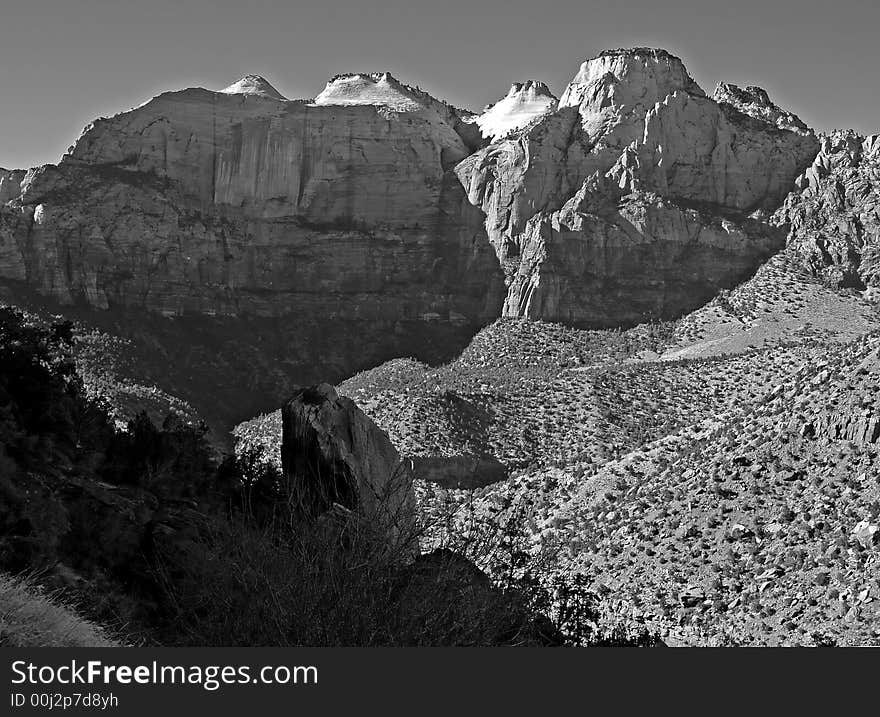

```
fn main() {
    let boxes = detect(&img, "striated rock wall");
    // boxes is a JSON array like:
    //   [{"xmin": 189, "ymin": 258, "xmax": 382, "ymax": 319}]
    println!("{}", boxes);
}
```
[
  {"xmin": 503, "ymin": 193, "xmax": 784, "ymax": 325},
  {"xmin": 0, "ymin": 74, "xmax": 510, "ymax": 435},
  {"xmin": 455, "ymin": 48, "xmax": 820, "ymax": 326},
  {"xmin": 1, "ymin": 75, "xmax": 502, "ymax": 320}
]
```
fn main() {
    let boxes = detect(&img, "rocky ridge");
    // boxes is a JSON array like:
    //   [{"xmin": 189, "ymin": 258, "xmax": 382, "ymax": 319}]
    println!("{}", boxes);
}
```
[{"xmin": 2, "ymin": 47, "xmax": 830, "ymax": 434}]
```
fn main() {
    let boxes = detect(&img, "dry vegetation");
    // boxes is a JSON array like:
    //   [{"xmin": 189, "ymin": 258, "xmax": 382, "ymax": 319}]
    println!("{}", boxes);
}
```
[{"xmin": 0, "ymin": 572, "xmax": 118, "ymax": 647}]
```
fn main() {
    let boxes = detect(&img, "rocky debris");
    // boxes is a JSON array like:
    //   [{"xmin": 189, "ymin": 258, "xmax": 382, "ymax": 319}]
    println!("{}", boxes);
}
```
[
  {"xmin": 800, "ymin": 411, "xmax": 880, "ymax": 445},
  {"xmin": 794, "ymin": 345, "xmax": 880, "ymax": 446},
  {"xmin": 474, "ymin": 81, "xmax": 557, "ymax": 140},
  {"xmin": 679, "ymin": 585, "xmax": 706, "ymax": 608},
  {"xmin": 220, "ymin": 74, "xmax": 287, "ymax": 100},
  {"xmin": 455, "ymin": 47, "xmax": 819, "ymax": 326},
  {"xmin": 659, "ymin": 249, "xmax": 880, "ymax": 360},
  {"xmin": 281, "ymin": 384, "xmax": 416, "ymax": 552},
  {"xmin": 775, "ymin": 130, "xmax": 880, "ymax": 289},
  {"xmin": 409, "ymin": 454, "xmax": 508, "ymax": 488}
]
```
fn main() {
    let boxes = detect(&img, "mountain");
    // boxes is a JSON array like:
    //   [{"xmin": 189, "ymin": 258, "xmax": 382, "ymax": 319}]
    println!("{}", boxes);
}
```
[
  {"xmin": 455, "ymin": 48, "xmax": 819, "ymax": 325},
  {"xmin": 0, "ymin": 49, "xmax": 827, "ymax": 435},
  {"xmin": 0, "ymin": 72, "xmax": 502, "ymax": 434},
  {"xmin": 3, "ymin": 46, "xmax": 880, "ymax": 646},
  {"xmin": 776, "ymin": 130, "xmax": 880, "ymax": 289}
]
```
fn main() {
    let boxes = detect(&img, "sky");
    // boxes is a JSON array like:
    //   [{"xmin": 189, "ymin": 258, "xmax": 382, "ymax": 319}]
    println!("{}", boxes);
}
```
[{"xmin": 1, "ymin": 0, "xmax": 878, "ymax": 169}]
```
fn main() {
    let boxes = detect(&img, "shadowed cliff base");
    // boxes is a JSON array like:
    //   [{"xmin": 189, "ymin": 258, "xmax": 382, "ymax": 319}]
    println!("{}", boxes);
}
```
[{"xmin": 0, "ymin": 280, "xmax": 490, "ymax": 448}]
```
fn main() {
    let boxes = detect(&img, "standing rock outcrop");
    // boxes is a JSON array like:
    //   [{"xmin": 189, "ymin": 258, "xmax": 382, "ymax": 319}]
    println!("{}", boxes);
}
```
[
  {"xmin": 281, "ymin": 384, "xmax": 416, "ymax": 552},
  {"xmin": 455, "ymin": 48, "xmax": 820, "ymax": 326}
]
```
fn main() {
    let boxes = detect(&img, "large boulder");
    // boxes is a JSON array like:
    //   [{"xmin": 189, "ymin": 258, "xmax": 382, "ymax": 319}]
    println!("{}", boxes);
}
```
[{"xmin": 281, "ymin": 384, "xmax": 416, "ymax": 552}]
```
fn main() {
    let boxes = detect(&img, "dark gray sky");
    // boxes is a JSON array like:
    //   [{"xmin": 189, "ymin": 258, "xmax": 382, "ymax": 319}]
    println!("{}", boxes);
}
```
[{"xmin": 2, "ymin": 0, "xmax": 878, "ymax": 169}]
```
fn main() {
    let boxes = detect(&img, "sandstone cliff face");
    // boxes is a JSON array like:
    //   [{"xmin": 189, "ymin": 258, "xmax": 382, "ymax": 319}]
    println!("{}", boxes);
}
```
[
  {"xmin": 455, "ymin": 48, "xmax": 820, "ymax": 325},
  {"xmin": 0, "ymin": 74, "xmax": 508, "ymax": 434},
  {"xmin": 0, "ymin": 73, "xmax": 502, "ymax": 323},
  {"xmin": 775, "ymin": 130, "xmax": 880, "ymax": 289}
]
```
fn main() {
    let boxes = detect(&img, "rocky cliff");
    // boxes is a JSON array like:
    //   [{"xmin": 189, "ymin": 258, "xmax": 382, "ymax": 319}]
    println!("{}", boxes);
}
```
[
  {"xmin": 455, "ymin": 48, "xmax": 820, "ymax": 325},
  {"xmin": 281, "ymin": 383, "xmax": 416, "ymax": 552},
  {"xmin": 775, "ymin": 130, "xmax": 880, "ymax": 290},
  {"xmin": 472, "ymin": 81, "xmax": 557, "ymax": 141}
]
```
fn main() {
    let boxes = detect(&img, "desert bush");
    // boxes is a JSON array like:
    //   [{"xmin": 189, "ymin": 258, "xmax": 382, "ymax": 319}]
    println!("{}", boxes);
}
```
[{"xmin": 151, "ymin": 511, "xmax": 561, "ymax": 646}]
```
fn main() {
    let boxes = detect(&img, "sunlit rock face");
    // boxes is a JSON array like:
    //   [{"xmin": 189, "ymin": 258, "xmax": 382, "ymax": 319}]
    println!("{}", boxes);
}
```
[
  {"xmin": 0, "ymin": 50, "xmax": 833, "ymax": 431},
  {"xmin": 455, "ymin": 48, "xmax": 820, "ymax": 326},
  {"xmin": 474, "ymin": 81, "xmax": 558, "ymax": 141},
  {"xmin": 0, "ymin": 72, "xmax": 503, "ymax": 326}
]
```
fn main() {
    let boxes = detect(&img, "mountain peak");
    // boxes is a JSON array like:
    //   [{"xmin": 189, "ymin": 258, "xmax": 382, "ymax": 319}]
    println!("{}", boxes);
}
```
[
  {"xmin": 506, "ymin": 80, "xmax": 554, "ymax": 97},
  {"xmin": 559, "ymin": 46, "xmax": 704, "ymax": 108},
  {"xmin": 220, "ymin": 75, "xmax": 286, "ymax": 100},
  {"xmin": 475, "ymin": 81, "xmax": 558, "ymax": 140}
]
